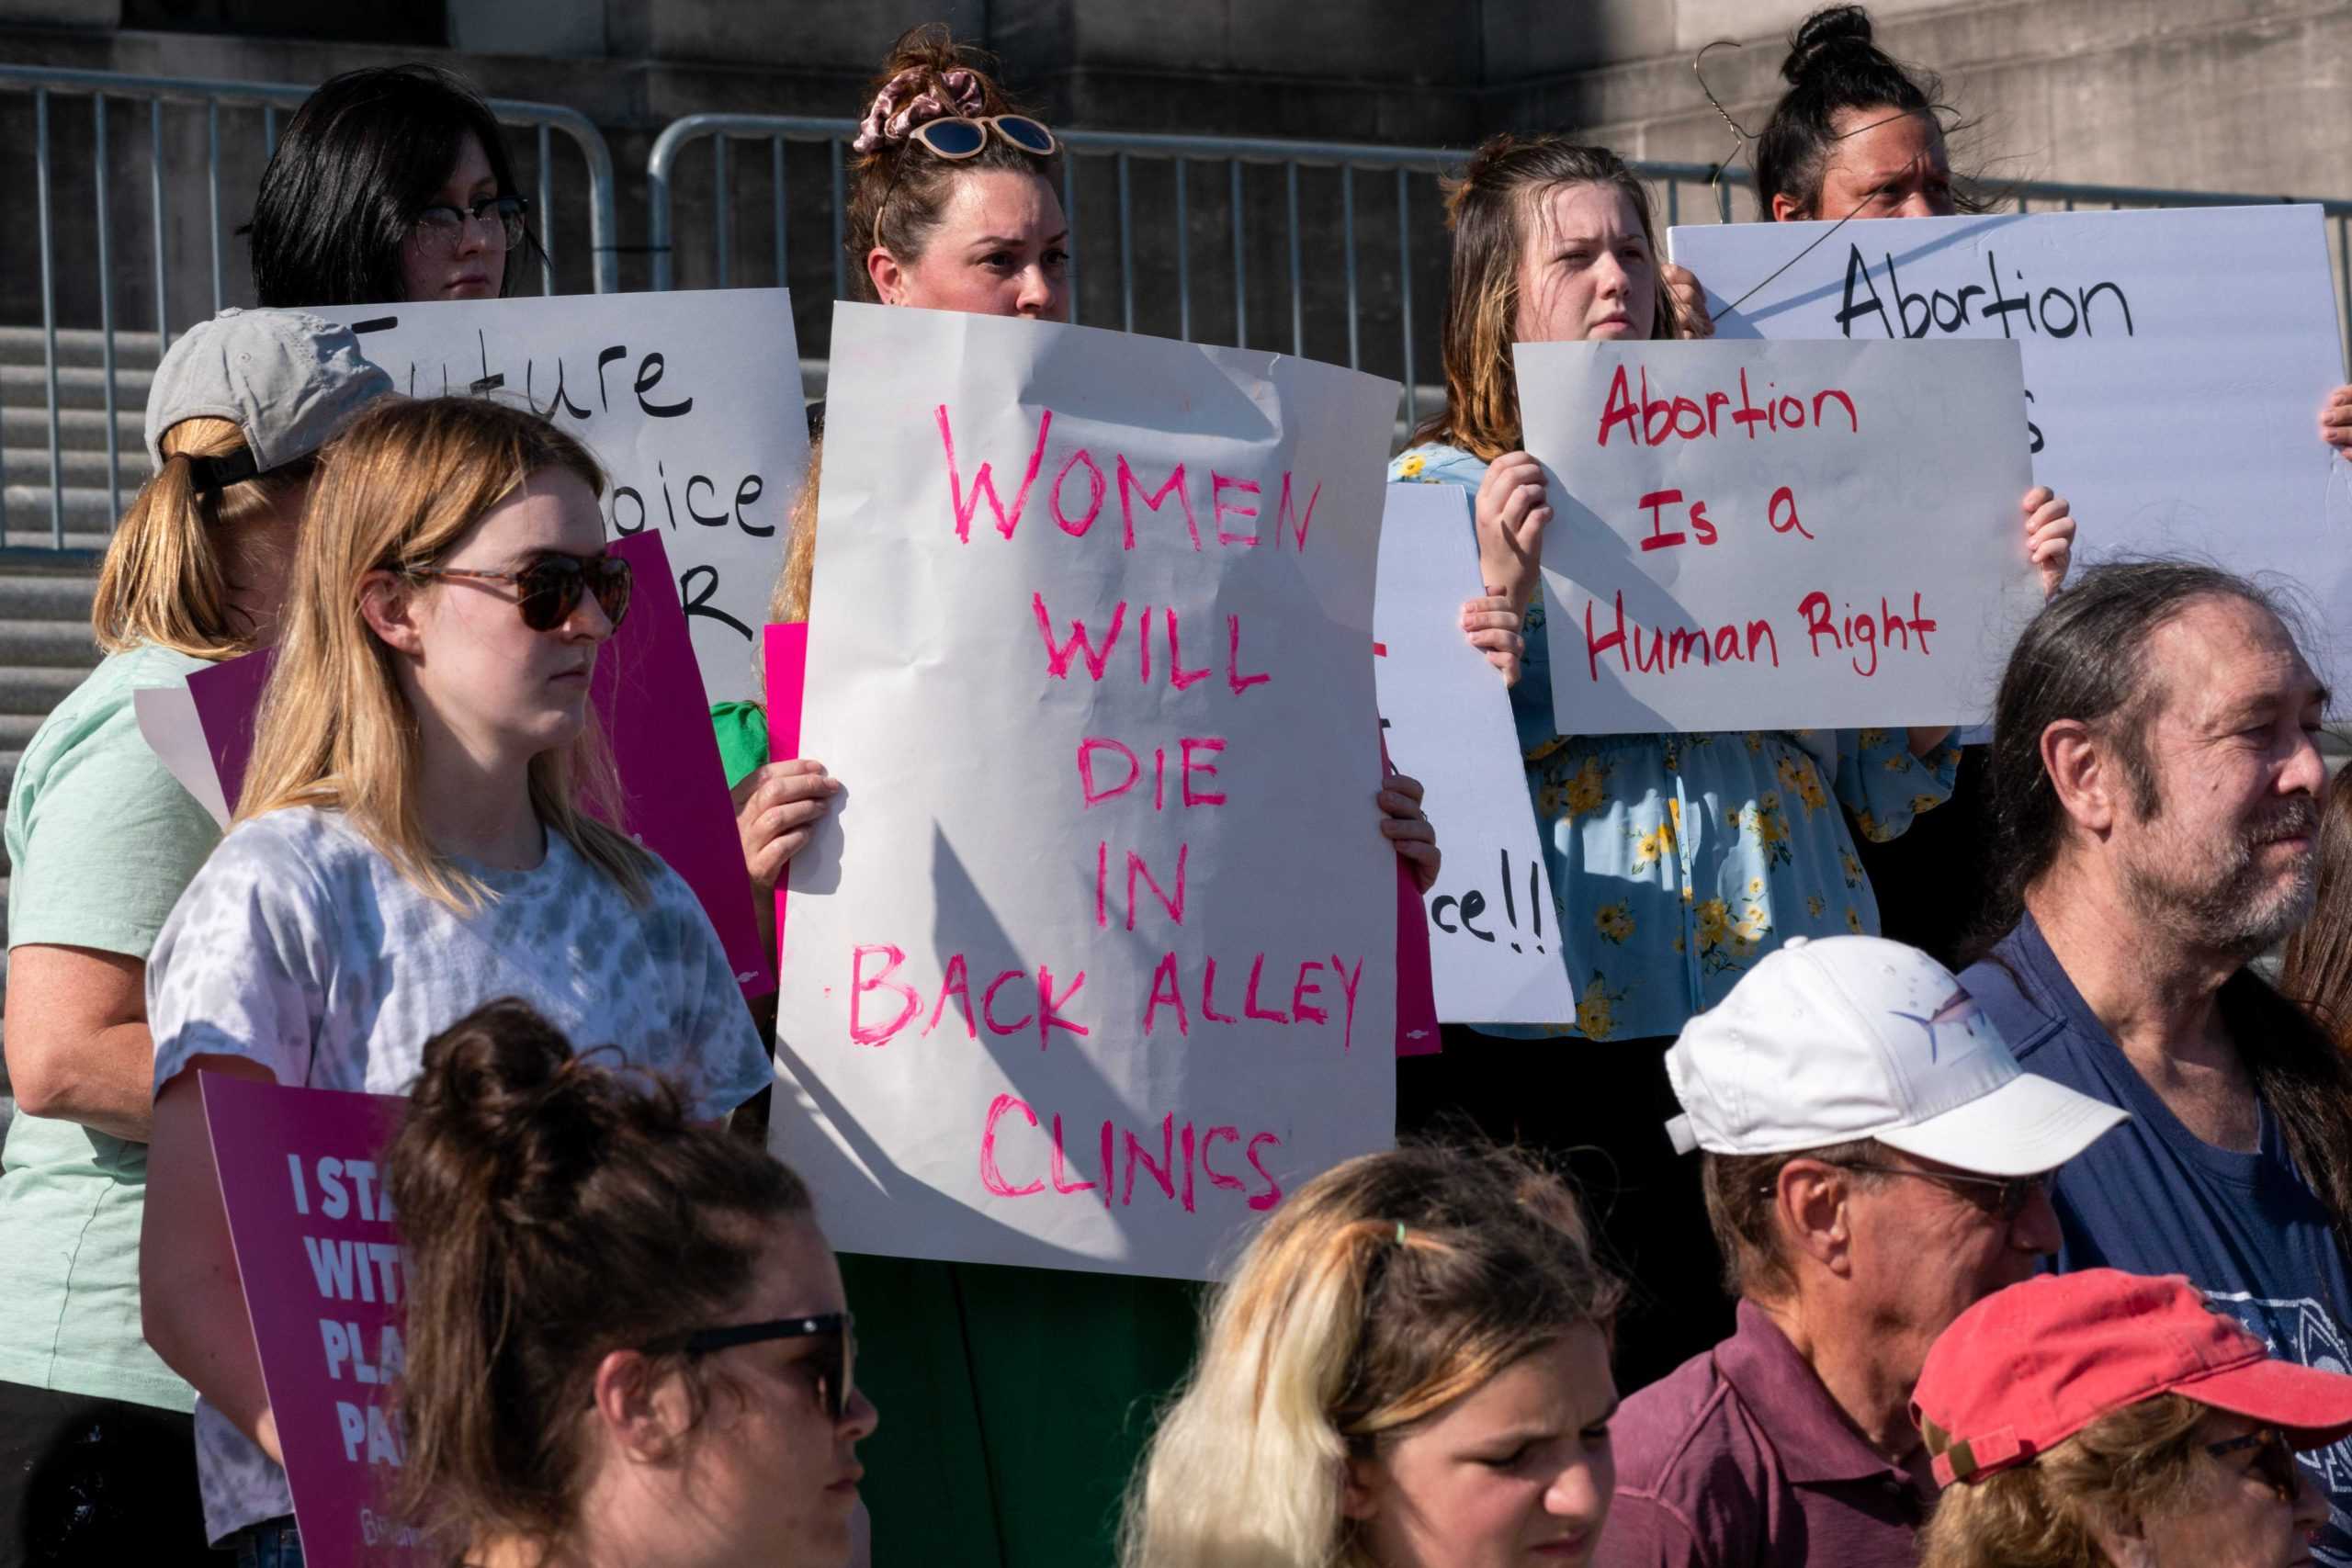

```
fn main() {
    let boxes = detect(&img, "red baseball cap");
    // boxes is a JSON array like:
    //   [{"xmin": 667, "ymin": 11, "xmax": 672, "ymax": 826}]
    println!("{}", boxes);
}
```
[{"xmin": 1912, "ymin": 1269, "xmax": 2352, "ymax": 1487}]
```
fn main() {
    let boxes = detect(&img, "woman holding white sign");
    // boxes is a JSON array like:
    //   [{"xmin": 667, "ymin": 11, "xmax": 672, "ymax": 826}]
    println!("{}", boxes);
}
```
[
  {"xmin": 1389, "ymin": 134, "xmax": 2069, "ymax": 1385},
  {"xmin": 138, "ymin": 398, "xmax": 771, "ymax": 1562}
]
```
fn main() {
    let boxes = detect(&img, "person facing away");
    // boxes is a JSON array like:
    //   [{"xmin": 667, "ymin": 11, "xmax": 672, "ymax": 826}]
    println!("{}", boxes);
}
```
[
  {"xmin": 1598, "ymin": 934, "xmax": 2125, "ymax": 1568},
  {"xmin": 1955, "ymin": 558, "xmax": 2352, "ymax": 1562},
  {"xmin": 0, "ymin": 309, "xmax": 390, "ymax": 1566},
  {"xmin": 137, "ymin": 397, "xmax": 770, "ymax": 1561},
  {"xmin": 387, "ymin": 998, "xmax": 876, "ymax": 1568},
  {"xmin": 1913, "ymin": 1269, "xmax": 2341, "ymax": 1568},
  {"xmin": 248, "ymin": 62, "xmax": 546, "ymax": 307},
  {"xmin": 1122, "ymin": 1140, "xmax": 1623, "ymax": 1568}
]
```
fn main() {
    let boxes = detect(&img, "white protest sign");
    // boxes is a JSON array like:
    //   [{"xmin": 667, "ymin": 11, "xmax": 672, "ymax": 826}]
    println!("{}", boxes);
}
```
[
  {"xmin": 1670, "ymin": 207, "xmax": 2351, "ymax": 678},
  {"xmin": 1374, "ymin": 483, "xmax": 1577, "ymax": 1024},
  {"xmin": 1521, "ymin": 339, "xmax": 2037, "ymax": 733},
  {"xmin": 307, "ymin": 289, "xmax": 808, "ymax": 703},
  {"xmin": 771, "ymin": 302, "xmax": 1399, "ymax": 1280}
]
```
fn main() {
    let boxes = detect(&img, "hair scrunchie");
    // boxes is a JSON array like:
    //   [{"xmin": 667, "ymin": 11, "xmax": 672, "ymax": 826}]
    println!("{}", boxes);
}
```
[{"xmin": 854, "ymin": 65, "xmax": 988, "ymax": 154}]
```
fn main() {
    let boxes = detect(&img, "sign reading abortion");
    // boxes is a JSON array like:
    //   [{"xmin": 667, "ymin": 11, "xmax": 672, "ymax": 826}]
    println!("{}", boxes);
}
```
[
  {"xmin": 203, "ymin": 1073, "xmax": 421, "ymax": 1568},
  {"xmin": 1669, "ymin": 206, "xmax": 2351, "ymax": 673},
  {"xmin": 1374, "ymin": 483, "xmax": 1577, "ymax": 1024},
  {"xmin": 770, "ymin": 303, "xmax": 1400, "ymax": 1280},
  {"xmin": 309, "ymin": 288, "xmax": 808, "ymax": 704},
  {"xmin": 1520, "ymin": 339, "xmax": 2038, "ymax": 733}
]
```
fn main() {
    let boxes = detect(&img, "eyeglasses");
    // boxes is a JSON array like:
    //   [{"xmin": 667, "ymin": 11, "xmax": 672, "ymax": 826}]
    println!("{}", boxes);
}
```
[
  {"xmin": 411, "ymin": 194, "xmax": 528, "ymax": 254},
  {"xmin": 1829, "ymin": 1162, "xmax": 2052, "ymax": 1222},
  {"xmin": 647, "ymin": 1312, "xmax": 857, "ymax": 1422},
  {"xmin": 408, "ymin": 552, "xmax": 632, "ymax": 632},
  {"xmin": 2209, "ymin": 1426, "xmax": 2304, "ymax": 1504},
  {"xmin": 908, "ymin": 114, "xmax": 1057, "ymax": 161}
]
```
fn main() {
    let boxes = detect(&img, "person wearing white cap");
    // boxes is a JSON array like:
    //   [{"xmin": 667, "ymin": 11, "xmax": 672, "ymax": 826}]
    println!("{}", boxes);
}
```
[
  {"xmin": 1594, "ymin": 934, "xmax": 2125, "ymax": 1568},
  {"xmin": 0, "ymin": 309, "xmax": 390, "ymax": 1562}
]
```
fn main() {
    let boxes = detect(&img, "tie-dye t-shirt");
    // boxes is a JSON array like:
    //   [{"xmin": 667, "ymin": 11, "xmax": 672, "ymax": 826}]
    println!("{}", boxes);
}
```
[{"xmin": 147, "ymin": 806, "xmax": 771, "ymax": 1543}]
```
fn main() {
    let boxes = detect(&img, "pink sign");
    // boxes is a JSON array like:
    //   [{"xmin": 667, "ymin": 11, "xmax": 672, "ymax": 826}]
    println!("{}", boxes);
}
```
[
  {"xmin": 201, "ymin": 1072, "xmax": 420, "ymax": 1568},
  {"xmin": 762, "ymin": 622, "xmax": 808, "ymax": 960},
  {"xmin": 185, "ymin": 533, "xmax": 769, "ymax": 998}
]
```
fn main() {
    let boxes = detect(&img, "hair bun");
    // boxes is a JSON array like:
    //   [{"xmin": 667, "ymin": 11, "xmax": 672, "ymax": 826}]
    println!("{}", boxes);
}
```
[{"xmin": 1782, "ymin": 4, "xmax": 1878, "ymax": 84}]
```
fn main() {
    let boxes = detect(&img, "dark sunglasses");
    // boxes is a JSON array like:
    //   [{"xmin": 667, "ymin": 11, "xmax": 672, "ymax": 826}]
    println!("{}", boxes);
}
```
[
  {"xmin": 1826, "ymin": 1162, "xmax": 2051, "ymax": 1223},
  {"xmin": 909, "ymin": 114, "xmax": 1057, "ymax": 160},
  {"xmin": 409, "ymin": 552, "xmax": 632, "ymax": 632},
  {"xmin": 647, "ymin": 1312, "xmax": 856, "ymax": 1422},
  {"xmin": 2209, "ymin": 1425, "xmax": 2305, "ymax": 1503}
]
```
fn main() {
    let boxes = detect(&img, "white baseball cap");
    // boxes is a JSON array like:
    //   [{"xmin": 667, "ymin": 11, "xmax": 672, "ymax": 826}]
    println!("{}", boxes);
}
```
[
  {"xmin": 144, "ymin": 307, "xmax": 392, "ymax": 482},
  {"xmin": 1664, "ymin": 935, "xmax": 2125, "ymax": 1177}
]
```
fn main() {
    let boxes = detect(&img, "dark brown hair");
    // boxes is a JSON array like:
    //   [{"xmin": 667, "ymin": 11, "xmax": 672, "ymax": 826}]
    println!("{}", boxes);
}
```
[
  {"xmin": 2281, "ymin": 782, "xmax": 2352, "ymax": 1048},
  {"xmin": 844, "ymin": 25, "xmax": 1061, "ymax": 302},
  {"xmin": 1410, "ymin": 137, "xmax": 1673, "ymax": 462},
  {"xmin": 1983, "ymin": 560, "xmax": 2352, "ymax": 1252},
  {"xmin": 1756, "ymin": 6, "xmax": 1985, "ymax": 219},
  {"xmin": 1700, "ymin": 1139, "xmax": 1884, "ymax": 1298},
  {"xmin": 387, "ymin": 998, "xmax": 810, "ymax": 1557}
]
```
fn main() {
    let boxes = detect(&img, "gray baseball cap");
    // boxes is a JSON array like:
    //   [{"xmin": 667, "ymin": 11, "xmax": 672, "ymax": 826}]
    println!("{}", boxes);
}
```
[{"xmin": 143, "ymin": 308, "xmax": 394, "ymax": 484}]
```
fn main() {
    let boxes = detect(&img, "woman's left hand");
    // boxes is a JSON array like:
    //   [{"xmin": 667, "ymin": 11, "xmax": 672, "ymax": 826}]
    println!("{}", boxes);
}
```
[
  {"xmin": 1380, "ymin": 773, "xmax": 1441, "ymax": 895},
  {"xmin": 1664, "ymin": 264, "xmax": 1714, "ymax": 340},
  {"xmin": 2023, "ymin": 485, "xmax": 2075, "ymax": 601},
  {"xmin": 1460, "ymin": 593, "xmax": 1525, "ymax": 686},
  {"xmin": 2320, "ymin": 384, "xmax": 2352, "ymax": 458}
]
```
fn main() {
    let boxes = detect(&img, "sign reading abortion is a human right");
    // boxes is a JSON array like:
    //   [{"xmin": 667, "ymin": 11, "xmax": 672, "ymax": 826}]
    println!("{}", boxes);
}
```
[
  {"xmin": 1521, "ymin": 339, "xmax": 2038, "ymax": 734},
  {"xmin": 1670, "ymin": 206, "xmax": 2351, "ymax": 677},
  {"xmin": 771, "ymin": 303, "xmax": 1400, "ymax": 1281},
  {"xmin": 308, "ymin": 289, "xmax": 808, "ymax": 704}
]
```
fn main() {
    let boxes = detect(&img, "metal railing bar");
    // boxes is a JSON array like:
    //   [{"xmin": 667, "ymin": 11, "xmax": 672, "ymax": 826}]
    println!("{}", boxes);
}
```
[
  {"xmin": 1117, "ymin": 152, "xmax": 1134, "ymax": 333},
  {"xmin": 1174, "ymin": 158, "xmax": 1190, "ymax": 343},
  {"xmin": 828, "ymin": 140, "xmax": 845, "ymax": 304},
  {"xmin": 36, "ymin": 88, "xmax": 62, "ymax": 546},
  {"xmin": 714, "ymin": 134, "xmax": 731, "ymax": 289},
  {"xmin": 772, "ymin": 136, "xmax": 787, "ymax": 288},
  {"xmin": 206, "ymin": 99, "xmax": 221, "ymax": 315},
  {"xmin": 150, "ymin": 96, "xmax": 166, "ymax": 348},
  {"xmin": 1396, "ymin": 167, "xmax": 1415, "ymax": 432},
  {"xmin": 1285, "ymin": 161, "xmax": 1302, "ymax": 358},
  {"xmin": 95, "ymin": 94, "xmax": 122, "ymax": 517},
  {"xmin": 1230, "ymin": 159, "xmax": 1246, "ymax": 351},
  {"xmin": 537, "ymin": 122, "xmax": 553, "ymax": 296},
  {"xmin": 1341, "ymin": 164, "xmax": 1359, "ymax": 370}
]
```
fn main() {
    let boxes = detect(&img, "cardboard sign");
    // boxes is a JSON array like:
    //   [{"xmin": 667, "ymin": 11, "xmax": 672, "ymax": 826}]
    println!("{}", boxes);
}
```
[
  {"xmin": 1669, "ymin": 206, "xmax": 2352, "ymax": 680},
  {"xmin": 309, "ymin": 289, "xmax": 810, "ymax": 704},
  {"xmin": 1518, "ymin": 339, "xmax": 2038, "ymax": 733},
  {"xmin": 201, "ymin": 1072, "xmax": 419, "ymax": 1568},
  {"xmin": 769, "ymin": 302, "xmax": 1400, "ymax": 1280},
  {"xmin": 1374, "ymin": 483, "xmax": 1578, "ymax": 1024},
  {"xmin": 132, "ymin": 536, "xmax": 769, "ymax": 997}
]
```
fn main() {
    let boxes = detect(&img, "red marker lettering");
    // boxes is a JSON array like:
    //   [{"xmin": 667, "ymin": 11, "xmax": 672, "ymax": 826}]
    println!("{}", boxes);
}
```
[
  {"xmin": 850, "ymin": 944, "xmax": 919, "ymax": 1045},
  {"xmin": 979, "ymin": 1095, "xmax": 1045, "ymax": 1196},
  {"xmin": 938, "ymin": 404, "xmax": 1050, "ymax": 542}
]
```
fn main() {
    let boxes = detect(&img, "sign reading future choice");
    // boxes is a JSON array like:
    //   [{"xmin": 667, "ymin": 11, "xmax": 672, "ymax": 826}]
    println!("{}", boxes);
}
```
[
  {"xmin": 771, "ymin": 303, "xmax": 1400, "ymax": 1281},
  {"xmin": 1520, "ymin": 339, "xmax": 2038, "ymax": 734},
  {"xmin": 306, "ymin": 289, "xmax": 809, "ymax": 704},
  {"xmin": 202, "ymin": 1073, "xmax": 420, "ymax": 1568},
  {"xmin": 1668, "ymin": 206, "xmax": 2351, "ymax": 678},
  {"xmin": 1373, "ymin": 483, "xmax": 1576, "ymax": 1025}
]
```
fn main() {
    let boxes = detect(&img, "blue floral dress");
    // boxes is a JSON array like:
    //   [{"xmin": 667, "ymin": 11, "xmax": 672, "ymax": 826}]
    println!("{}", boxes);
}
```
[{"xmin": 1393, "ymin": 442, "xmax": 1961, "ymax": 1040}]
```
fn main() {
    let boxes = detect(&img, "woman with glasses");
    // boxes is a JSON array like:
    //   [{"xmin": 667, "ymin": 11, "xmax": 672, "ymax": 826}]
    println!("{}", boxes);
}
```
[
  {"xmin": 248, "ymin": 63, "xmax": 543, "ymax": 306},
  {"xmin": 1913, "ymin": 1269, "xmax": 2345, "ymax": 1568},
  {"xmin": 386, "ymin": 997, "xmax": 876, "ymax": 1568},
  {"xmin": 137, "ymin": 397, "xmax": 770, "ymax": 1564}
]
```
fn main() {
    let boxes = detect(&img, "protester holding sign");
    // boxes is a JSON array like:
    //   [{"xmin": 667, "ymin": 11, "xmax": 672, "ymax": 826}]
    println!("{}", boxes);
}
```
[
  {"xmin": 138, "ymin": 398, "xmax": 770, "ymax": 1561},
  {"xmin": 1120, "ymin": 1141, "xmax": 1622, "ymax": 1568},
  {"xmin": 386, "ymin": 998, "xmax": 876, "ymax": 1568},
  {"xmin": 249, "ymin": 63, "xmax": 545, "ymax": 307},
  {"xmin": 1389, "ymin": 133, "xmax": 2070, "ymax": 1386},
  {"xmin": 0, "ymin": 310, "xmax": 389, "ymax": 1564}
]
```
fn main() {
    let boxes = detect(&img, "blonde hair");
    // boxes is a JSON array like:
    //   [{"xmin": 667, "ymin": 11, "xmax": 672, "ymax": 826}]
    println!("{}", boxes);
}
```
[
  {"xmin": 1917, "ymin": 1393, "xmax": 2213, "ymax": 1568},
  {"xmin": 1411, "ymin": 138, "xmax": 1675, "ymax": 462},
  {"xmin": 90, "ymin": 417, "xmax": 315, "ymax": 660},
  {"xmin": 237, "ymin": 396, "xmax": 652, "ymax": 910},
  {"xmin": 1120, "ymin": 1142, "xmax": 1623, "ymax": 1568}
]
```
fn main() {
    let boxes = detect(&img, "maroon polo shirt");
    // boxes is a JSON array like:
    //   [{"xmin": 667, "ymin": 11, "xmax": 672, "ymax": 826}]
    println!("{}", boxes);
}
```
[{"xmin": 1597, "ymin": 1300, "xmax": 1930, "ymax": 1568}]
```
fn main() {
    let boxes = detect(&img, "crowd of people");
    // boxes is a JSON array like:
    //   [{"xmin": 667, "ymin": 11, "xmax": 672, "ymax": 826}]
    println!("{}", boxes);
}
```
[{"xmin": 3, "ymin": 5, "xmax": 2351, "ymax": 1566}]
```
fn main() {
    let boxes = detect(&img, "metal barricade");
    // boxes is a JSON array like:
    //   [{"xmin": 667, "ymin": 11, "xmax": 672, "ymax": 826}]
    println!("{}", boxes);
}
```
[
  {"xmin": 647, "ymin": 114, "xmax": 2352, "ymax": 433},
  {"xmin": 0, "ymin": 62, "xmax": 621, "ymax": 551}
]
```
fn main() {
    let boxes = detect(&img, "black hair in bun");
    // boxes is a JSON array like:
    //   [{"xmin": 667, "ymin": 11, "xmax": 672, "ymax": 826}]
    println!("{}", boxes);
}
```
[{"xmin": 1755, "ymin": 4, "xmax": 1948, "ymax": 218}]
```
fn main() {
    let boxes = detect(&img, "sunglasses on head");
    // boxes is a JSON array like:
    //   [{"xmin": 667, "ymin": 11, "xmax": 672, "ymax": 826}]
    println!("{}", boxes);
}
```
[
  {"xmin": 409, "ymin": 551, "xmax": 632, "ymax": 633},
  {"xmin": 2208, "ymin": 1425, "xmax": 2305, "ymax": 1504},
  {"xmin": 647, "ymin": 1311, "xmax": 857, "ymax": 1422},
  {"xmin": 908, "ymin": 114, "xmax": 1057, "ymax": 161}
]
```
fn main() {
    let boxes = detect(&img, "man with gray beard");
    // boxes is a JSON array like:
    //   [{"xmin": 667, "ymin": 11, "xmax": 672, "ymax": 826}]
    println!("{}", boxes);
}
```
[{"xmin": 1960, "ymin": 560, "xmax": 2352, "ymax": 1561}]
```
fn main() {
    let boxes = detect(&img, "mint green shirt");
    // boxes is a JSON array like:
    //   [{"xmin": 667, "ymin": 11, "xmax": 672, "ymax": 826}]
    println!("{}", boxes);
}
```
[{"xmin": 0, "ymin": 643, "xmax": 217, "ymax": 1410}]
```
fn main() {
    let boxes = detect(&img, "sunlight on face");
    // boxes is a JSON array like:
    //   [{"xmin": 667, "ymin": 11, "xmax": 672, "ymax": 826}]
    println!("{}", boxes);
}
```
[
  {"xmin": 1513, "ymin": 183, "xmax": 1657, "ymax": 345},
  {"xmin": 873, "ymin": 168, "xmax": 1069, "ymax": 321},
  {"xmin": 1782, "ymin": 106, "xmax": 1956, "ymax": 222},
  {"xmin": 1347, "ymin": 1327, "xmax": 1618, "ymax": 1568}
]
